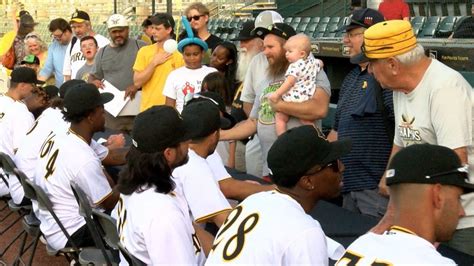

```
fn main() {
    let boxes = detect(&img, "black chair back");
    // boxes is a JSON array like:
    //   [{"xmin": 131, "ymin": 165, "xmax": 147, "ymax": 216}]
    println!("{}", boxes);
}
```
[
  {"xmin": 91, "ymin": 209, "xmax": 146, "ymax": 266},
  {"xmin": 70, "ymin": 181, "xmax": 113, "ymax": 265}
]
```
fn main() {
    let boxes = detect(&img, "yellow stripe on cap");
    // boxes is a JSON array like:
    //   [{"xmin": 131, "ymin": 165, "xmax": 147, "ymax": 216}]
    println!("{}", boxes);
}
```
[
  {"xmin": 70, "ymin": 18, "xmax": 86, "ymax": 23},
  {"xmin": 363, "ymin": 20, "xmax": 417, "ymax": 59}
]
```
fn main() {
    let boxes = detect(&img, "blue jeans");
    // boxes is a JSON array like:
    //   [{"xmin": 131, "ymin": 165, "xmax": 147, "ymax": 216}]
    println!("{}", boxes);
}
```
[{"xmin": 342, "ymin": 188, "xmax": 389, "ymax": 219}]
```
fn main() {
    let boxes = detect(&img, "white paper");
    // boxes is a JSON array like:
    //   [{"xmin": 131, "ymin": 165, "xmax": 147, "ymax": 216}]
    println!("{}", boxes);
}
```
[
  {"xmin": 119, "ymin": 90, "xmax": 141, "ymax": 116},
  {"xmin": 102, "ymin": 80, "xmax": 128, "ymax": 117}
]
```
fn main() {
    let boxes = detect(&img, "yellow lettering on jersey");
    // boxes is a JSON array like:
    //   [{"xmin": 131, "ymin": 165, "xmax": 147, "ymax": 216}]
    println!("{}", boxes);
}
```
[{"xmin": 336, "ymin": 250, "xmax": 392, "ymax": 266}]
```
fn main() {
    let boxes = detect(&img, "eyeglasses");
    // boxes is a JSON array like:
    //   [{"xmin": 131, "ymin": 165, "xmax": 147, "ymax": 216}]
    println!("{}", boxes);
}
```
[
  {"xmin": 51, "ymin": 31, "xmax": 64, "ymax": 40},
  {"xmin": 425, "ymin": 165, "xmax": 469, "ymax": 179},
  {"xmin": 342, "ymin": 31, "xmax": 364, "ymax": 39},
  {"xmin": 250, "ymin": 23, "xmax": 288, "ymax": 38},
  {"xmin": 187, "ymin": 15, "xmax": 204, "ymax": 22},
  {"xmin": 305, "ymin": 160, "xmax": 341, "ymax": 176},
  {"xmin": 184, "ymin": 93, "xmax": 219, "ymax": 106}
]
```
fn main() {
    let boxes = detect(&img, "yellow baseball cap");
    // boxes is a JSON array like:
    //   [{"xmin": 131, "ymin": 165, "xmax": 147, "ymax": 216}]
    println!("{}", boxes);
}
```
[
  {"xmin": 70, "ymin": 10, "xmax": 90, "ymax": 24},
  {"xmin": 351, "ymin": 20, "xmax": 417, "ymax": 64}
]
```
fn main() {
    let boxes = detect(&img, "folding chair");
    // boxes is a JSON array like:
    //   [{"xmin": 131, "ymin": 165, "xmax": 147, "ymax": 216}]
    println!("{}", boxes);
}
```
[
  {"xmin": 70, "ymin": 181, "xmax": 118, "ymax": 265},
  {"xmin": 23, "ymin": 179, "xmax": 101, "ymax": 264},
  {"xmin": 92, "ymin": 210, "xmax": 146, "ymax": 266},
  {"xmin": 0, "ymin": 153, "xmax": 31, "ymax": 263}
]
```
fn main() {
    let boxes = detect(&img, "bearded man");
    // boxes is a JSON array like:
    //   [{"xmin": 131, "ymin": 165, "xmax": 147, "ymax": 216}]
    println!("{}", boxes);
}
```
[
  {"xmin": 88, "ymin": 14, "xmax": 146, "ymax": 133},
  {"xmin": 221, "ymin": 22, "xmax": 331, "ymax": 179}
]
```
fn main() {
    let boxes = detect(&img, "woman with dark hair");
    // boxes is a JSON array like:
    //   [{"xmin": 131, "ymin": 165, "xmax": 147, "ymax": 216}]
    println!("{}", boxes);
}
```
[{"xmin": 209, "ymin": 41, "xmax": 238, "ymax": 106}]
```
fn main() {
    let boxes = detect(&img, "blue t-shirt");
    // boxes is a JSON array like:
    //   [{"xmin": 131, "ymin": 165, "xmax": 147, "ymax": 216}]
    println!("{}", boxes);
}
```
[{"xmin": 334, "ymin": 66, "xmax": 394, "ymax": 192}]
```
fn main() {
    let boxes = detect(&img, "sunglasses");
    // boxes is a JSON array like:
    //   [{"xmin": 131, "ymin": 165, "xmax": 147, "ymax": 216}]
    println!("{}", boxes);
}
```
[
  {"xmin": 187, "ymin": 15, "xmax": 204, "ymax": 22},
  {"xmin": 184, "ymin": 93, "xmax": 219, "ymax": 106},
  {"xmin": 305, "ymin": 160, "xmax": 341, "ymax": 176}
]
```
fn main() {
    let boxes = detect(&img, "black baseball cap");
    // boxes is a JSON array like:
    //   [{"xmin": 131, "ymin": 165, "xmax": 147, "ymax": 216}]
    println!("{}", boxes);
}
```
[
  {"xmin": 268, "ymin": 125, "xmax": 352, "ymax": 185},
  {"xmin": 132, "ymin": 105, "xmax": 192, "ymax": 153},
  {"xmin": 386, "ymin": 144, "xmax": 474, "ymax": 193},
  {"xmin": 42, "ymin": 85, "xmax": 59, "ymax": 100},
  {"xmin": 181, "ymin": 100, "xmax": 232, "ymax": 139},
  {"xmin": 343, "ymin": 8, "xmax": 384, "ymax": 31},
  {"xmin": 19, "ymin": 14, "xmax": 38, "ymax": 27},
  {"xmin": 63, "ymin": 83, "xmax": 113, "ymax": 115},
  {"xmin": 10, "ymin": 67, "xmax": 44, "ymax": 85},
  {"xmin": 231, "ymin": 21, "xmax": 256, "ymax": 41},
  {"xmin": 20, "ymin": 55, "xmax": 40, "ymax": 65},
  {"xmin": 186, "ymin": 92, "xmax": 236, "ymax": 129},
  {"xmin": 252, "ymin": 23, "xmax": 296, "ymax": 40},
  {"xmin": 59, "ymin": 79, "xmax": 86, "ymax": 98},
  {"xmin": 70, "ymin": 10, "xmax": 90, "ymax": 23}
]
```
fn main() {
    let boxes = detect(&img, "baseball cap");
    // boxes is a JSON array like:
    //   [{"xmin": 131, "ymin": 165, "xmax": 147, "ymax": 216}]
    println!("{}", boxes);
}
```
[
  {"xmin": 20, "ymin": 54, "xmax": 40, "ymax": 65},
  {"xmin": 19, "ymin": 14, "xmax": 38, "ymax": 27},
  {"xmin": 185, "ymin": 92, "xmax": 236, "ymax": 129},
  {"xmin": 254, "ymin": 11, "xmax": 283, "ymax": 30},
  {"xmin": 10, "ymin": 67, "xmax": 44, "ymax": 85},
  {"xmin": 59, "ymin": 79, "xmax": 86, "ymax": 98},
  {"xmin": 107, "ymin": 14, "xmax": 128, "ymax": 29},
  {"xmin": 231, "ymin": 21, "xmax": 256, "ymax": 41},
  {"xmin": 351, "ymin": 20, "xmax": 417, "ymax": 64},
  {"xmin": 16, "ymin": 10, "xmax": 30, "ymax": 20},
  {"xmin": 181, "ymin": 100, "xmax": 232, "ymax": 139},
  {"xmin": 268, "ymin": 125, "xmax": 352, "ymax": 184},
  {"xmin": 132, "ymin": 105, "xmax": 193, "ymax": 153},
  {"xmin": 343, "ymin": 8, "xmax": 384, "ymax": 31},
  {"xmin": 70, "ymin": 10, "xmax": 90, "ymax": 23},
  {"xmin": 386, "ymin": 144, "xmax": 474, "ymax": 193},
  {"xmin": 41, "ymin": 85, "xmax": 60, "ymax": 100},
  {"xmin": 63, "ymin": 83, "xmax": 113, "ymax": 116},
  {"xmin": 252, "ymin": 22, "xmax": 296, "ymax": 40}
]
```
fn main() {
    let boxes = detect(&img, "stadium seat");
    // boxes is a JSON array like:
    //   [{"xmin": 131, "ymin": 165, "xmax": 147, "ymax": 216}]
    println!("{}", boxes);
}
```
[
  {"xmin": 418, "ymin": 22, "xmax": 438, "ymax": 38},
  {"xmin": 411, "ymin": 16, "xmax": 426, "ymax": 36},
  {"xmin": 323, "ymin": 24, "xmax": 339, "ymax": 38},
  {"xmin": 310, "ymin": 17, "xmax": 321, "ymax": 24},
  {"xmin": 301, "ymin": 17, "xmax": 311, "ymax": 24},
  {"xmin": 328, "ymin": 17, "xmax": 341, "ymax": 25},
  {"xmin": 290, "ymin": 21, "xmax": 300, "ymax": 30},
  {"xmin": 435, "ymin": 16, "xmax": 457, "ymax": 37},
  {"xmin": 313, "ymin": 23, "xmax": 328, "ymax": 38},
  {"xmin": 320, "ymin": 16, "xmax": 331, "ymax": 24},
  {"xmin": 304, "ymin": 23, "xmax": 318, "ymax": 36},
  {"xmin": 292, "ymin": 17, "xmax": 302, "ymax": 24},
  {"xmin": 296, "ymin": 22, "xmax": 309, "ymax": 33},
  {"xmin": 284, "ymin": 17, "xmax": 293, "ymax": 24}
]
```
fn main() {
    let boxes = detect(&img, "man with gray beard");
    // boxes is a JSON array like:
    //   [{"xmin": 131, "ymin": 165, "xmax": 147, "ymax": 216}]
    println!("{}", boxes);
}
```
[
  {"xmin": 222, "ymin": 22, "xmax": 331, "ymax": 180},
  {"xmin": 230, "ymin": 20, "xmax": 264, "ymax": 174}
]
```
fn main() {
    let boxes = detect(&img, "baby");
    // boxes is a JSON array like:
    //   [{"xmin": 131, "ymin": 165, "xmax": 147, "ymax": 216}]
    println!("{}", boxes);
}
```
[{"xmin": 268, "ymin": 33, "xmax": 321, "ymax": 136}]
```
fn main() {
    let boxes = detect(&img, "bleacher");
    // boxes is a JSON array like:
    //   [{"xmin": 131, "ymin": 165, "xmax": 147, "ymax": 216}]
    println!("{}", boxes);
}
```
[{"xmin": 208, "ymin": 14, "xmax": 471, "ymax": 43}]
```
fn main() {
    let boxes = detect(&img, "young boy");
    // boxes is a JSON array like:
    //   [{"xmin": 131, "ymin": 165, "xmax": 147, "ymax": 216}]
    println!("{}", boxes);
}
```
[
  {"xmin": 163, "ymin": 41, "xmax": 217, "ymax": 113},
  {"xmin": 75, "ymin": 36, "xmax": 98, "ymax": 81},
  {"xmin": 268, "ymin": 33, "xmax": 321, "ymax": 136}
]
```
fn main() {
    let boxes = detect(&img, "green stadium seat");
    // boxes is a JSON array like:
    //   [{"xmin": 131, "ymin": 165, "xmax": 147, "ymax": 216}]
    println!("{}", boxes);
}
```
[
  {"xmin": 320, "ymin": 17, "xmax": 331, "ymax": 24},
  {"xmin": 310, "ymin": 17, "xmax": 320, "ymax": 24},
  {"xmin": 411, "ymin": 16, "xmax": 426, "ymax": 36},
  {"xmin": 323, "ymin": 24, "xmax": 339, "ymax": 38},
  {"xmin": 328, "ymin": 17, "xmax": 340, "ymax": 25},
  {"xmin": 296, "ymin": 22, "xmax": 309, "ymax": 33},
  {"xmin": 284, "ymin": 17, "xmax": 293, "ymax": 24},
  {"xmin": 313, "ymin": 23, "xmax": 328, "ymax": 38},
  {"xmin": 301, "ymin": 17, "xmax": 311, "ymax": 24},
  {"xmin": 290, "ymin": 21, "xmax": 300, "ymax": 29},
  {"xmin": 292, "ymin": 17, "xmax": 302, "ymax": 24},
  {"xmin": 418, "ymin": 22, "xmax": 438, "ymax": 38},
  {"xmin": 304, "ymin": 23, "xmax": 318, "ymax": 35},
  {"xmin": 435, "ymin": 16, "xmax": 457, "ymax": 37}
]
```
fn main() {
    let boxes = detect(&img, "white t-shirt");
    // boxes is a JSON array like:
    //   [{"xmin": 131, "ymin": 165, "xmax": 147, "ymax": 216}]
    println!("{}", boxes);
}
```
[
  {"xmin": 336, "ymin": 227, "xmax": 456, "ymax": 265},
  {"xmin": 283, "ymin": 54, "xmax": 321, "ymax": 102},
  {"xmin": 162, "ymin": 65, "xmax": 217, "ymax": 113},
  {"xmin": 392, "ymin": 59, "xmax": 474, "ymax": 229},
  {"xmin": 62, "ymin": 34, "xmax": 109, "ymax": 78},
  {"xmin": 12, "ymin": 108, "xmax": 108, "ymax": 205},
  {"xmin": 206, "ymin": 151, "xmax": 232, "ymax": 182},
  {"xmin": 172, "ymin": 149, "xmax": 231, "ymax": 223},
  {"xmin": 34, "ymin": 129, "xmax": 112, "ymax": 250},
  {"xmin": 116, "ymin": 187, "xmax": 205, "ymax": 265},
  {"xmin": 206, "ymin": 190, "xmax": 328, "ymax": 265},
  {"xmin": 0, "ymin": 94, "xmax": 34, "ymax": 158}
]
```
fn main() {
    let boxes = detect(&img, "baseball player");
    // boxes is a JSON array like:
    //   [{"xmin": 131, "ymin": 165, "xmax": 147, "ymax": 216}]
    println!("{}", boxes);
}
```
[
  {"xmin": 115, "ymin": 105, "xmax": 205, "ymax": 265},
  {"xmin": 206, "ymin": 125, "xmax": 351, "ymax": 265},
  {"xmin": 0, "ymin": 67, "xmax": 43, "ymax": 196},
  {"xmin": 13, "ymin": 80, "xmax": 120, "ymax": 205},
  {"xmin": 173, "ymin": 100, "xmax": 233, "ymax": 227},
  {"xmin": 34, "ymin": 83, "xmax": 118, "ymax": 250},
  {"xmin": 336, "ymin": 144, "xmax": 472, "ymax": 265}
]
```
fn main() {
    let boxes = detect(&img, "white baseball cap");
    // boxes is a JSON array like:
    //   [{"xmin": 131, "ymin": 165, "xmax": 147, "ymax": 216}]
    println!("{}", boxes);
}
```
[
  {"xmin": 254, "ymin": 11, "xmax": 283, "ymax": 29},
  {"xmin": 107, "ymin": 14, "xmax": 128, "ymax": 29}
]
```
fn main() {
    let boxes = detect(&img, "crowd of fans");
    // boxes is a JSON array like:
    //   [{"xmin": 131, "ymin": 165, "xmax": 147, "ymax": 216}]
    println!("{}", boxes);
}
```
[{"xmin": 0, "ymin": 1, "xmax": 474, "ymax": 264}]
